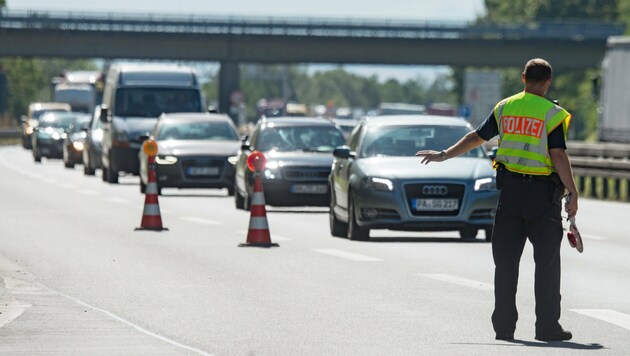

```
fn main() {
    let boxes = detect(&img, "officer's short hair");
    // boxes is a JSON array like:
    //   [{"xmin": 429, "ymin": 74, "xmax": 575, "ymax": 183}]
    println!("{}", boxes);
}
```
[{"xmin": 523, "ymin": 58, "xmax": 552, "ymax": 83}]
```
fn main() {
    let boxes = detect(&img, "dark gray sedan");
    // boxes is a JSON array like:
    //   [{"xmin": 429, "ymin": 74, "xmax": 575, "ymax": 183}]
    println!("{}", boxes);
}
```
[
  {"xmin": 329, "ymin": 115, "xmax": 499, "ymax": 241},
  {"xmin": 234, "ymin": 117, "xmax": 346, "ymax": 210},
  {"xmin": 139, "ymin": 113, "xmax": 240, "ymax": 195}
]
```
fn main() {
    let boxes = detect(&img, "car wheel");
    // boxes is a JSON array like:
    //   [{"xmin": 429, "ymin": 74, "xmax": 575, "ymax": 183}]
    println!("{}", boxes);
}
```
[
  {"xmin": 33, "ymin": 149, "xmax": 42, "ymax": 163},
  {"xmin": 459, "ymin": 228, "xmax": 478, "ymax": 239},
  {"xmin": 64, "ymin": 159, "xmax": 74, "ymax": 168},
  {"xmin": 329, "ymin": 189, "xmax": 348, "ymax": 237},
  {"xmin": 84, "ymin": 161, "xmax": 95, "ymax": 176},
  {"xmin": 226, "ymin": 185, "xmax": 235, "ymax": 197},
  {"xmin": 140, "ymin": 180, "xmax": 146, "ymax": 194},
  {"xmin": 234, "ymin": 185, "xmax": 245, "ymax": 210},
  {"xmin": 484, "ymin": 227, "xmax": 493, "ymax": 242},
  {"xmin": 157, "ymin": 185, "xmax": 162, "ymax": 196},
  {"xmin": 347, "ymin": 194, "xmax": 369, "ymax": 241},
  {"xmin": 105, "ymin": 156, "xmax": 118, "ymax": 184}
]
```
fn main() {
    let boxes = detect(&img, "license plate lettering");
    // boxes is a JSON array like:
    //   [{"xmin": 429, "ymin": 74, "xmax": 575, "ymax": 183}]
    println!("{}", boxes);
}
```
[
  {"xmin": 414, "ymin": 199, "xmax": 458, "ymax": 211},
  {"xmin": 291, "ymin": 184, "xmax": 327, "ymax": 194},
  {"xmin": 188, "ymin": 167, "xmax": 219, "ymax": 176}
]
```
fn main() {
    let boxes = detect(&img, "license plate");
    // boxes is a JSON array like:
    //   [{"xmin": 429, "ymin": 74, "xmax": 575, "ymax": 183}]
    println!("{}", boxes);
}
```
[
  {"xmin": 291, "ymin": 184, "xmax": 327, "ymax": 194},
  {"xmin": 187, "ymin": 167, "xmax": 219, "ymax": 176},
  {"xmin": 414, "ymin": 199, "xmax": 459, "ymax": 211}
]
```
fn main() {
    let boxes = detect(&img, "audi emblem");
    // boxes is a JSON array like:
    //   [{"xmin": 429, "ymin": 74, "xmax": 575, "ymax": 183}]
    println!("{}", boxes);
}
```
[{"xmin": 422, "ymin": 185, "xmax": 448, "ymax": 196}]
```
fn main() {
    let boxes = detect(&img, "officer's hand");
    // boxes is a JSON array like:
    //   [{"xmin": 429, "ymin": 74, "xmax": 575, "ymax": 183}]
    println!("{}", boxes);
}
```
[
  {"xmin": 416, "ymin": 150, "xmax": 445, "ymax": 165},
  {"xmin": 565, "ymin": 193, "xmax": 578, "ymax": 218}
]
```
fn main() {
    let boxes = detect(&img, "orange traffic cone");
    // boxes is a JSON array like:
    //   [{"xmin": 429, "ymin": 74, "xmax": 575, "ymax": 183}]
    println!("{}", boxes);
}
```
[
  {"xmin": 136, "ymin": 140, "xmax": 167, "ymax": 231},
  {"xmin": 239, "ymin": 151, "xmax": 278, "ymax": 248}
]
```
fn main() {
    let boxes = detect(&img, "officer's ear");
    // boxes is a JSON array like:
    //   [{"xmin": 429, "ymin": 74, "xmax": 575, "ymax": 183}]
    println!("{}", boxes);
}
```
[{"xmin": 521, "ymin": 73, "xmax": 527, "ymax": 84}]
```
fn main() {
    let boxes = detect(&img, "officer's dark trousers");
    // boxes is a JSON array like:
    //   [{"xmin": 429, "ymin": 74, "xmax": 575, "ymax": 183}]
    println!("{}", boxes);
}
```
[{"xmin": 491, "ymin": 173, "xmax": 564, "ymax": 335}]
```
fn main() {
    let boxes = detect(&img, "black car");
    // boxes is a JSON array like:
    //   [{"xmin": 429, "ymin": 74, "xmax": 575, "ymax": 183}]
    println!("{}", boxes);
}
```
[
  {"xmin": 138, "ymin": 113, "xmax": 241, "ymax": 195},
  {"xmin": 62, "ymin": 114, "xmax": 92, "ymax": 168},
  {"xmin": 32, "ymin": 112, "xmax": 78, "ymax": 162},
  {"xmin": 83, "ymin": 105, "xmax": 105, "ymax": 176},
  {"xmin": 234, "ymin": 117, "xmax": 346, "ymax": 210}
]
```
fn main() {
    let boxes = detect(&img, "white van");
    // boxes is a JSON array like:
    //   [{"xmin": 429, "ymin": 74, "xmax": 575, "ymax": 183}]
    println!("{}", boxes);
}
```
[{"xmin": 99, "ymin": 64, "xmax": 205, "ymax": 183}]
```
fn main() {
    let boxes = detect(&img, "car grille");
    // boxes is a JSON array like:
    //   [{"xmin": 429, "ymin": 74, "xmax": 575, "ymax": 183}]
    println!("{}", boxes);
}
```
[
  {"xmin": 404, "ymin": 183, "xmax": 465, "ymax": 216},
  {"xmin": 181, "ymin": 157, "xmax": 226, "ymax": 179},
  {"xmin": 282, "ymin": 166, "xmax": 330, "ymax": 181}
]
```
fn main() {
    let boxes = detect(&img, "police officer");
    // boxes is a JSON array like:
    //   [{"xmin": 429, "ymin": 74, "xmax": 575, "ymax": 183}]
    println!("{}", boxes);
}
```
[{"xmin": 416, "ymin": 58, "xmax": 578, "ymax": 342}]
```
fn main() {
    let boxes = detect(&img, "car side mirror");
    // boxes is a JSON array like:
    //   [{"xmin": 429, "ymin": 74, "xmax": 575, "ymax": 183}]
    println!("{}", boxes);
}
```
[
  {"xmin": 81, "ymin": 127, "xmax": 89, "ymax": 133},
  {"xmin": 488, "ymin": 146, "xmax": 498, "ymax": 160},
  {"xmin": 20, "ymin": 115, "xmax": 26, "ymax": 124},
  {"xmin": 240, "ymin": 141, "xmax": 251, "ymax": 151},
  {"xmin": 333, "ymin": 146, "xmax": 353, "ymax": 159},
  {"xmin": 207, "ymin": 105, "xmax": 218, "ymax": 114},
  {"xmin": 99, "ymin": 104, "xmax": 109, "ymax": 123}
]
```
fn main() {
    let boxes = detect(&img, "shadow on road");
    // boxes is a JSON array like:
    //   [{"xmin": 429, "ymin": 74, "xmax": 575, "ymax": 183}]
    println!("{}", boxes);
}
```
[
  {"xmin": 454, "ymin": 340, "xmax": 605, "ymax": 350},
  {"xmin": 367, "ymin": 236, "xmax": 489, "ymax": 243},
  {"xmin": 266, "ymin": 208, "xmax": 328, "ymax": 214}
]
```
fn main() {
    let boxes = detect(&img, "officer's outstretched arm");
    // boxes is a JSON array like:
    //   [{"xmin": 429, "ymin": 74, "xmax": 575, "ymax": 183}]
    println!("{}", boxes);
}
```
[
  {"xmin": 416, "ymin": 131, "xmax": 485, "ymax": 165},
  {"xmin": 550, "ymin": 148, "xmax": 578, "ymax": 218}
]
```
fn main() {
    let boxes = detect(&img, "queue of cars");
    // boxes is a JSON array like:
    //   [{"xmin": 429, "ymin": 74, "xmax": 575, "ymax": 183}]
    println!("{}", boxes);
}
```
[{"xmin": 20, "ymin": 64, "xmax": 499, "ymax": 241}]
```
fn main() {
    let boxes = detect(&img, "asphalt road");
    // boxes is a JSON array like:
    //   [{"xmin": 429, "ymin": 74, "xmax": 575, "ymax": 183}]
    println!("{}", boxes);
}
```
[{"xmin": 0, "ymin": 145, "xmax": 629, "ymax": 355}]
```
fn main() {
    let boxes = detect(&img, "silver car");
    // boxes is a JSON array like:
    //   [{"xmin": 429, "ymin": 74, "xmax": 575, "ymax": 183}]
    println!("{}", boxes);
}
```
[{"xmin": 328, "ymin": 115, "xmax": 499, "ymax": 241}]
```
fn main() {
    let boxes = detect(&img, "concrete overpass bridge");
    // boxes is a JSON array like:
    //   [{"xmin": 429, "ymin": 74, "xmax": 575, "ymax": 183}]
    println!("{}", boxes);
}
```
[{"xmin": 0, "ymin": 10, "xmax": 624, "ymax": 113}]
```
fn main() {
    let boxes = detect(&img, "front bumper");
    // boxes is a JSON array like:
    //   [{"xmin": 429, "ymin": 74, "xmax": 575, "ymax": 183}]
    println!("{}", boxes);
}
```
[
  {"xmin": 37, "ymin": 139, "xmax": 64, "ymax": 158},
  {"xmin": 353, "ymin": 181, "xmax": 499, "ymax": 232},
  {"xmin": 155, "ymin": 156, "xmax": 235, "ymax": 190}
]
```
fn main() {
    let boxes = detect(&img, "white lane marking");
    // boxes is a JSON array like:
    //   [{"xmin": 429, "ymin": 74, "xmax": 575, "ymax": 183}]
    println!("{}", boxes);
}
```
[
  {"xmin": 582, "ymin": 234, "xmax": 607, "ymax": 241},
  {"xmin": 572, "ymin": 309, "xmax": 630, "ymax": 331},
  {"xmin": 42, "ymin": 283, "xmax": 214, "ymax": 356},
  {"xmin": 0, "ymin": 299, "xmax": 32, "ymax": 328},
  {"xmin": 57, "ymin": 183, "xmax": 75, "ymax": 190},
  {"xmin": 180, "ymin": 216, "xmax": 221, "ymax": 225},
  {"xmin": 419, "ymin": 273, "xmax": 494, "ymax": 292},
  {"xmin": 42, "ymin": 178, "xmax": 57, "ymax": 184},
  {"xmin": 105, "ymin": 197, "xmax": 131, "ymax": 205},
  {"xmin": 79, "ymin": 189, "xmax": 100, "ymax": 196},
  {"xmin": 313, "ymin": 249, "xmax": 382, "ymax": 262},
  {"xmin": 235, "ymin": 230, "xmax": 291, "ymax": 241}
]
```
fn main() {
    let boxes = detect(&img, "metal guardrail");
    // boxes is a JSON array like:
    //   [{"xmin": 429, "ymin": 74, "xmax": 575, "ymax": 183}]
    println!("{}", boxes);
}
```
[
  {"xmin": 0, "ymin": 127, "xmax": 20, "ymax": 139},
  {"xmin": 0, "ymin": 9, "xmax": 625, "ymax": 40},
  {"xmin": 567, "ymin": 141, "xmax": 630, "ymax": 201}
]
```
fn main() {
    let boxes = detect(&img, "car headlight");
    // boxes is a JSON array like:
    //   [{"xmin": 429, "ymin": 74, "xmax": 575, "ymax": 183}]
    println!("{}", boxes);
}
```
[
  {"xmin": 474, "ymin": 177, "xmax": 496, "ymax": 191},
  {"xmin": 155, "ymin": 155, "xmax": 178, "ymax": 165},
  {"xmin": 26, "ymin": 126, "xmax": 34, "ymax": 135},
  {"xmin": 72, "ymin": 141, "xmax": 85, "ymax": 151},
  {"xmin": 263, "ymin": 161, "xmax": 282, "ymax": 179},
  {"xmin": 227, "ymin": 155, "xmax": 239, "ymax": 165},
  {"xmin": 362, "ymin": 177, "xmax": 394, "ymax": 191}
]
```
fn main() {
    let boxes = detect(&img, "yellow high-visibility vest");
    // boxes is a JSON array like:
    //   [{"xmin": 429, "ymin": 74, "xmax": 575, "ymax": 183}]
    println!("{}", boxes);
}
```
[{"xmin": 493, "ymin": 92, "xmax": 571, "ymax": 175}]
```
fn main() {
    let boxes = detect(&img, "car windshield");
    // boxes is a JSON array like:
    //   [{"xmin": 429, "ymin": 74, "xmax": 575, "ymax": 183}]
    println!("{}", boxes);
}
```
[
  {"xmin": 257, "ymin": 125, "xmax": 346, "ymax": 152},
  {"xmin": 158, "ymin": 121, "xmax": 239, "ymax": 141},
  {"xmin": 31, "ymin": 109, "xmax": 68, "ymax": 121},
  {"xmin": 361, "ymin": 125, "xmax": 485, "ymax": 158},
  {"xmin": 38, "ymin": 114, "xmax": 76, "ymax": 130},
  {"xmin": 71, "ymin": 116, "xmax": 92, "ymax": 133},
  {"xmin": 114, "ymin": 88, "xmax": 201, "ymax": 117}
]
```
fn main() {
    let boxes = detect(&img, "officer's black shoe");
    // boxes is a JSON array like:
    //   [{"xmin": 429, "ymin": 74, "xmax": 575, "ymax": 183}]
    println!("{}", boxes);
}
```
[
  {"xmin": 495, "ymin": 333, "xmax": 514, "ymax": 341},
  {"xmin": 535, "ymin": 329, "xmax": 572, "ymax": 341}
]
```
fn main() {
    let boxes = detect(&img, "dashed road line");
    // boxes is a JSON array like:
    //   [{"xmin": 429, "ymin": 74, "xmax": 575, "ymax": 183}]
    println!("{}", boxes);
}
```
[
  {"xmin": 180, "ymin": 216, "xmax": 221, "ymax": 225},
  {"xmin": 572, "ymin": 309, "xmax": 630, "ymax": 331},
  {"xmin": 313, "ymin": 249, "xmax": 382, "ymax": 262},
  {"xmin": 79, "ymin": 189, "xmax": 100, "ymax": 196},
  {"xmin": 418, "ymin": 273, "xmax": 494, "ymax": 292},
  {"xmin": 57, "ymin": 183, "xmax": 75, "ymax": 190},
  {"xmin": 582, "ymin": 234, "xmax": 607, "ymax": 241}
]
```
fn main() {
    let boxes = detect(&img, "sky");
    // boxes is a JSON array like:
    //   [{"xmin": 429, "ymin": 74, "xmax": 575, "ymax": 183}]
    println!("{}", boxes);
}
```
[{"xmin": 6, "ymin": 0, "xmax": 487, "ymax": 82}]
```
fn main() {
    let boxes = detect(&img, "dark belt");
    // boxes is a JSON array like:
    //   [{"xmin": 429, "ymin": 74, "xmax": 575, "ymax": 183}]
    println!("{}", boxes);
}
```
[{"xmin": 497, "ymin": 164, "xmax": 559, "ymax": 183}]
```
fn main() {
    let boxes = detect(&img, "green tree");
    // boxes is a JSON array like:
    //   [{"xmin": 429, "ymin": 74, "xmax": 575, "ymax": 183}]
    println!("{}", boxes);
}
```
[
  {"xmin": 481, "ymin": 0, "xmax": 625, "ymax": 140},
  {"xmin": 0, "ymin": 58, "xmax": 99, "ymax": 120}
]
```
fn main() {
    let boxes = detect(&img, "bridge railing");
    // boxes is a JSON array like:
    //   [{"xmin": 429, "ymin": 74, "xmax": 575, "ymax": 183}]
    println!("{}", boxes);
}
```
[{"xmin": 0, "ymin": 9, "xmax": 624, "ymax": 40}]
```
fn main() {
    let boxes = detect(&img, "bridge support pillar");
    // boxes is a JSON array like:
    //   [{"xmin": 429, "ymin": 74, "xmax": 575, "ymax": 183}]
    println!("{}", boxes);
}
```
[{"xmin": 219, "ymin": 61, "xmax": 240, "ymax": 121}]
